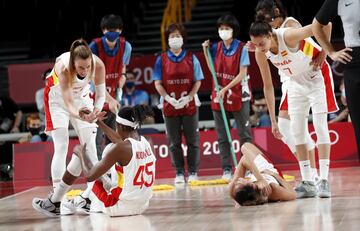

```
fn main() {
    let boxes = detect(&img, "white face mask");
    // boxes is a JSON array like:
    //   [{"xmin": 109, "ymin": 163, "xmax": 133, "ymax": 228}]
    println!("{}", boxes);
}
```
[
  {"xmin": 168, "ymin": 37, "xmax": 183, "ymax": 50},
  {"xmin": 218, "ymin": 29, "xmax": 233, "ymax": 41}
]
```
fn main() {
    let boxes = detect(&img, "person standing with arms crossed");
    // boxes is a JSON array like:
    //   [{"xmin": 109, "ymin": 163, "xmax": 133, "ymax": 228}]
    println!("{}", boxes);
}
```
[
  {"xmin": 202, "ymin": 14, "xmax": 253, "ymax": 181},
  {"xmin": 89, "ymin": 14, "xmax": 132, "ymax": 160},
  {"xmin": 312, "ymin": 0, "xmax": 360, "ymax": 160}
]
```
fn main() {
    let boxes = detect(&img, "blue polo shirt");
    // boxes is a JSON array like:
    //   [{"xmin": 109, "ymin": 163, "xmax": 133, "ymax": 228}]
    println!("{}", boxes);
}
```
[
  {"xmin": 210, "ymin": 39, "xmax": 250, "ymax": 67},
  {"xmin": 153, "ymin": 49, "xmax": 204, "ymax": 81}
]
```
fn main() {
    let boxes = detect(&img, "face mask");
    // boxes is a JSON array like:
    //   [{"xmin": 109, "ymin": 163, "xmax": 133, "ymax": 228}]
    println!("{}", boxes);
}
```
[
  {"xmin": 126, "ymin": 82, "xmax": 135, "ymax": 89},
  {"xmin": 168, "ymin": 37, "xmax": 183, "ymax": 50},
  {"xmin": 105, "ymin": 31, "xmax": 120, "ymax": 42},
  {"xmin": 218, "ymin": 29, "xmax": 233, "ymax": 41},
  {"xmin": 29, "ymin": 127, "xmax": 41, "ymax": 136}
]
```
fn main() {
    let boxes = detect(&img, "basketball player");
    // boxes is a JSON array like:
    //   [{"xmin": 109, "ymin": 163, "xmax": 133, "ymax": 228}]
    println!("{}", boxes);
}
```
[
  {"xmin": 33, "ymin": 105, "xmax": 156, "ymax": 217},
  {"xmin": 249, "ymin": 21, "xmax": 334, "ymax": 198},
  {"xmin": 33, "ymin": 38, "xmax": 107, "ymax": 215},
  {"xmin": 202, "ymin": 14, "xmax": 253, "ymax": 181},
  {"xmin": 89, "ymin": 14, "xmax": 132, "ymax": 160},
  {"xmin": 153, "ymin": 23, "xmax": 203, "ymax": 184},
  {"xmin": 253, "ymin": 0, "xmax": 338, "ymax": 184},
  {"xmin": 229, "ymin": 142, "xmax": 296, "ymax": 206}
]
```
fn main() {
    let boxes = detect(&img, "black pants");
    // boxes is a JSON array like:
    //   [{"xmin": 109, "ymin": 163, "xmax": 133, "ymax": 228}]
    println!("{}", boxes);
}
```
[
  {"xmin": 213, "ymin": 101, "xmax": 253, "ymax": 170},
  {"xmin": 344, "ymin": 47, "xmax": 360, "ymax": 159},
  {"xmin": 164, "ymin": 112, "xmax": 200, "ymax": 174},
  {"xmin": 95, "ymin": 111, "xmax": 116, "ymax": 160}
]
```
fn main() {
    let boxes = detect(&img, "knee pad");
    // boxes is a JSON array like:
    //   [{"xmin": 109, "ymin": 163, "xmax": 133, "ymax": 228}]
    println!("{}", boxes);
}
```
[
  {"xmin": 313, "ymin": 113, "xmax": 330, "ymax": 144},
  {"xmin": 51, "ymin": 128, "xmax": 69, "ymax": 180},
  {"xmin": 66, "ymin": 154, "xmax": 82, "ymax": 177},
  {"xmin": 306, "ymin": 131, "xmax": 316, "ymax": 150},
  {"xmin": 290, "ymin": 114, "xmax": 308, "ymax": 145},
  {"xmin": 277, "ymin": 117, "xmax": 296, "ymax": 153},
  {"xmin": 78, "ymin": 127, "xmax": 99, "ymax": 165}
]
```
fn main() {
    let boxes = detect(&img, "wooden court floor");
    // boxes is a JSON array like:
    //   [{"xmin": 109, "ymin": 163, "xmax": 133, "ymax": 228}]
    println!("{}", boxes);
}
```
[{"xmin": 0, "ymin": 166, "xmax": 360, "ymax": 231}]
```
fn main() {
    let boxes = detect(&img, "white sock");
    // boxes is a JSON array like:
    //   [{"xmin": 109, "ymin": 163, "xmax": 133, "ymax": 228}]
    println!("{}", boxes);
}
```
[
  {"xmin": 81, "ymin": 182, "xmax": 95, "ymax": 199},
  {"xmin": 299, "ymin": 160, "xmax": 312, "ymax": 182},
  {"xmin": 311, "ymin": 168, "xmax": 319, "ymax": 181},
  {"xmin": 319, "ymin": 159, "xmax": 330, "ymax": 180},
  {"xmin": 51, "ymin": 180, "xmax": 71, "ymax": 203}
]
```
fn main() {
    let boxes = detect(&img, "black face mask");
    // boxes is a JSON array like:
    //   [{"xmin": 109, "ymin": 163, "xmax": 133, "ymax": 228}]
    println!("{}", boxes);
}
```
[{"xmin": 29, "ymin": 127, "xmax": 41, "ymax": 136}]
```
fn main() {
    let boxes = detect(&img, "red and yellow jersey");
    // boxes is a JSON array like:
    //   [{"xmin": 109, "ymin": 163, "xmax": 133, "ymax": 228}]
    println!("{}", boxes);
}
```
[
  {"xmin": 92, "ymin": 137, "xmax": 156, "ymax": 209},
  {"xmin": 266, "ymin": 28, "xmax": 322, "ymax": 79}
]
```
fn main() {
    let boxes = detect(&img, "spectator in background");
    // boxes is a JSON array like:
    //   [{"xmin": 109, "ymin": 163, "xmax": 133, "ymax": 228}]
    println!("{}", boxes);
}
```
[
  {"xmin": 328, "ymin": 79, "xmax": 350, "ymax": 123},
  {"xmin": 120, "ymin": 71, "xmax": 150, "ymax": 106},
  {"xmin": 250, "ymin": 92, "xmax": 271, "ymax": 128},
  {"xmin": 0, "ymin": 96, "xmax": 22, "ymax": 180},
  {"xmin": 19, "ymin": 113, "xmax": 52, "ymax": 143},
  {"xmin": 0, "ymin": 96, "xmax": 22, "ymax": 134},
  {"xmin": 35, "ymin": 68, "xmax": 52, "ymax": 131},
  {"xmin": 89, "ymin": 14, "xmax": 132, "ymax": 160},
  {"xmin": 154, "ymin": 23, "xmax": 204, "ymax": 184}
]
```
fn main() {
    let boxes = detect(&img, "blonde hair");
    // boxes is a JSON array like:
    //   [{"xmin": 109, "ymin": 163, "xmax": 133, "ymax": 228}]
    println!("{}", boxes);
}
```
[{"xmin": 68, "ymin": 38, "xmax": 94, "ymax": 87}]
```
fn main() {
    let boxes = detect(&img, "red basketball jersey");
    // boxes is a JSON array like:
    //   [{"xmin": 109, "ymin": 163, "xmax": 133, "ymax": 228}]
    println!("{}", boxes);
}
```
[
  {"xmin": 161, "ymin": 51, "xmax": 196, "ymax": 117},
  {"xmin": 211, "ymin": 41, "xmax": 244, "ymax": 111},
  {"xmin": 93, "ymin": 37, "xmax": 125, "ymax": 111}
]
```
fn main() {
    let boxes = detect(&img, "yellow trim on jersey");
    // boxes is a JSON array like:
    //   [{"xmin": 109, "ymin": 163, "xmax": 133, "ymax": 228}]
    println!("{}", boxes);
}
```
[
  {"xmin": 116, "ymin": 167, "xmax": 125, "ymax": 188},
  {"xmin": 302, "ymin": 41, "xmax": 314, "ymax": 59},
  {"xmin": 280, "ymin": 50, "xmax": 288, "ymax": 57},
  {"xmin": 52, "ymin": 72, "xmax": 59, "ymax": 86}
]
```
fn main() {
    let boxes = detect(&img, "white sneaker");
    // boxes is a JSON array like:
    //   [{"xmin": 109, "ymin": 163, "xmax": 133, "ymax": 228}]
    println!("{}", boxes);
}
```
[
  {"xmin": 317, "ymin": 179, "xmax": 331, "ymax": 198},
  {"xmin": 61, "ymin": 195, "xmax": 91, "ymax": 215},
  {"xmin": 174, "ymin": 173, "xmax": 185, "ymax": 184},
  {"xmin": 222, "ymin": 169, "xmax": 232, "ymax": 181},
  {"xmin": 188, "ymin": 172, "xmax": 198, "ymax": 182},
  {"xmin": 32, "ymin": 194, "xmax": 61, "ymax": 217}
]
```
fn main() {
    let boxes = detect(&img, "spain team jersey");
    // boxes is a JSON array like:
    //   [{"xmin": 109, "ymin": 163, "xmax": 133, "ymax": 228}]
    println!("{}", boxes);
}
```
[{"xmin": 92, "ymin": 136, "xmax": 156, "ymax": 216}]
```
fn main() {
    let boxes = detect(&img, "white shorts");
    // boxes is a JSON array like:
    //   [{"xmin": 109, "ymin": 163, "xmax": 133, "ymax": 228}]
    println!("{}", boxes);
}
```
[
  {"xmin": 90, "ymin": 190, "xmax": 149, "ymax": 217},
  {"xmin": 288, "ymin": 71, "xmax": 328, "ymax": 115},
  {"xmin": 247, "ymin": 155, "xmax": 280, "ymax": 185},
  {"xmin": 45, "ymin": 85, "xmax": 96, "ymax": 132}
]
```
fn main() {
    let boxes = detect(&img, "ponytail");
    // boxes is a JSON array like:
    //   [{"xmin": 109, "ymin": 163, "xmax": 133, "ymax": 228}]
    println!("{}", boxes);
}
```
[{"xmin": 68, "ymin": 38, "xmax": 93, "ymax": 87}]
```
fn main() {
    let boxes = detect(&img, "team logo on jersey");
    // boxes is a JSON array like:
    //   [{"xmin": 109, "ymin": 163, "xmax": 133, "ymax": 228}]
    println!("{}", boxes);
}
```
[{"xmin": 280, "ymin": 50, "xmax": 288, "ymax": 57}]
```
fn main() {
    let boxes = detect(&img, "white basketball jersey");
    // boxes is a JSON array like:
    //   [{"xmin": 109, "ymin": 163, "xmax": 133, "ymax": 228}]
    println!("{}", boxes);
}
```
[
  {"xmin": 266, "ymin": 28, "xmax": 321, "ymax": 80},
  {"xmin": 49, "ymin": 52, "xmax": 96, "ymax": 98},
  {"xmin": 110, "ymin": 136, "xmax": 156, "ymax": 205},
  {"xmin": 278, "ymin": 17, "xmax": 301, "ymax": 83}
]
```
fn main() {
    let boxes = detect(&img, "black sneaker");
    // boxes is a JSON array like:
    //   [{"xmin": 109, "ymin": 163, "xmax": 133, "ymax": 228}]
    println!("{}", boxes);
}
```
[{"xmin": 32, "ymin": 195, "xmax": 61, "ymax": 217}]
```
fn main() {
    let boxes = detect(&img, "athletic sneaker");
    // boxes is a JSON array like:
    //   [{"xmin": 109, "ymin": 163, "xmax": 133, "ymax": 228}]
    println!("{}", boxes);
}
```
[
  {"xmin": 222, "ymin": 169, "xmax": 232, "ymax": 181},
  {"xmin": 61, "ymin": 195, "xmax": 91, "ymax": 215},
  {"xmin": 174, "ymin": 173, "xmax": 185, "ymax": 184},
  {"xmin": 317, "ymin": 179, "xmax": 331, "ymax": 198},
  {"xmin": 32, "ymin": 195, "xmax": 61, "ymax": 217},
  {"xmin": 188, "ymin": 172, "xmax": 198, "ymax": 182},
  {"xmin": 295, "ymin": 181, "xmax": 317, "ymax": 198}
]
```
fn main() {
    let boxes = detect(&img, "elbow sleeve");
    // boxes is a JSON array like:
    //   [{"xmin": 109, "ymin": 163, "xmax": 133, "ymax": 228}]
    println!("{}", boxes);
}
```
[{"xmin": 94, "ymin": 83, "xmax": 106, "ymax": 110}]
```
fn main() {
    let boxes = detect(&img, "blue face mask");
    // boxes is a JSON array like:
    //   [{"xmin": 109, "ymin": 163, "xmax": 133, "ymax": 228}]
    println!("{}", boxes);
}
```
[
  {"xmin": 126, "ymin": 82, "xmax": 135, "ymax": 88},
  {"xmin": 105, "ymin": 31, "xmax": 120, "ymax": 42}
]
